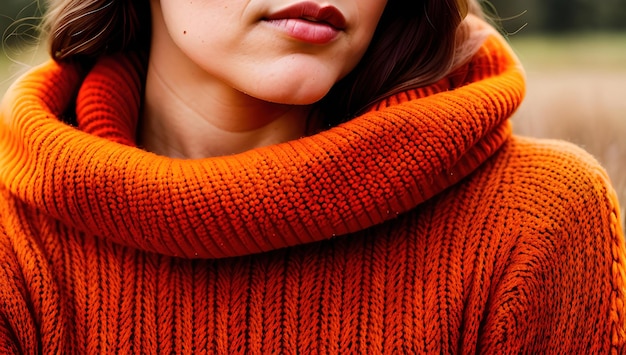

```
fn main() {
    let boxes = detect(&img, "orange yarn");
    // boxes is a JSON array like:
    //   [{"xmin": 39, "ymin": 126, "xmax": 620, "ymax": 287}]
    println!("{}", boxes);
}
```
[{"xmin": 0, "ymin": 35, "xmax": 624, "ymax": 353}]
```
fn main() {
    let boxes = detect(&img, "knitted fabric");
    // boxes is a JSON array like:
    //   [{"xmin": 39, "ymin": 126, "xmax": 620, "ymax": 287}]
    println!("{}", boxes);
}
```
[{"xmin": 0, "ymin": 34, "xmax": 625, "ymax": 354}]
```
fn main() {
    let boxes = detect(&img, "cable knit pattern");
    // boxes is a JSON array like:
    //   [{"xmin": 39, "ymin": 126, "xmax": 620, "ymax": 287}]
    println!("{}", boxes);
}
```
[{"xmin": 0, "ymin": 35, "xmax": 625, "ymax": 354}]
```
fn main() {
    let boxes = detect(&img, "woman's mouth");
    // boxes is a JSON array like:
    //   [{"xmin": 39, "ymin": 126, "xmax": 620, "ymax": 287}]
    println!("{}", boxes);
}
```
[{"xmin": 263, "ymin": 2, "xmax": 346, "ymax": 44}]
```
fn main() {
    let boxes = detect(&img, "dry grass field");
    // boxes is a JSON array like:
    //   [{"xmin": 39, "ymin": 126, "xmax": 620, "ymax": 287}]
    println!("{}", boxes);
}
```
[{"xmin": 2, "ymin": 34, "xmax": 625, "ymax": 229}]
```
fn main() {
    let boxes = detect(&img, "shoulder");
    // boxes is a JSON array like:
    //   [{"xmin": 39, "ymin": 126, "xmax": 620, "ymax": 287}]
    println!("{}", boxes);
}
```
[
  {"xmin": 429, "ymin": 134, "xmax": 624, "ymax": 282},
  {"xmin": 502, "ymin": 135, "xmax": 611, "ymax": 181},
  {"xmin": 468, "ymin": 135, "xmax": 626, "ymax": 353},
  {"xmin": 480, "ymin": 135, "xmax": 621, "ymax": 227}
]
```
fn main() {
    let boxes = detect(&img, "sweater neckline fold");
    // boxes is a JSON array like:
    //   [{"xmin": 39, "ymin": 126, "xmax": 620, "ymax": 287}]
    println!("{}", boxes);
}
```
[{"xmin": 0, "ymin": 35, "xmax": 525, "ymax": 259}]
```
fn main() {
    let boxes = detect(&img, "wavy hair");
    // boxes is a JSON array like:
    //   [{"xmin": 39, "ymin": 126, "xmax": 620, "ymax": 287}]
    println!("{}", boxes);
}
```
[
  {"xmin": 43, "ymin": 0, "xmax": 150, "ymax": 61},
  {"xmin": 319, "ymin": 0, "xmax": 485, "ymax": 121}
]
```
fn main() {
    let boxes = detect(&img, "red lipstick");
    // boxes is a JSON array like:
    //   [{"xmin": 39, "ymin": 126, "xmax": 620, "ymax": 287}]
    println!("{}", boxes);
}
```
[{"xmin": 264, "ymin": 2, "xmax": 347, "ymax": 44}]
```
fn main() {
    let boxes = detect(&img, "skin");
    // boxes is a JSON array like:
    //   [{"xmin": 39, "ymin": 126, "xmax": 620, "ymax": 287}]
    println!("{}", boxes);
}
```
[{"xmin": 141, "ymin": 0, "xmax": 387, "ymax": 158}]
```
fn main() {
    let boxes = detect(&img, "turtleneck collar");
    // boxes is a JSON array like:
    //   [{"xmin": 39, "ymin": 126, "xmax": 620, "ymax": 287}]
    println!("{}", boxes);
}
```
[{"xmin": 0, "ymin": 34, "xmax": 524, "ymax": 259}]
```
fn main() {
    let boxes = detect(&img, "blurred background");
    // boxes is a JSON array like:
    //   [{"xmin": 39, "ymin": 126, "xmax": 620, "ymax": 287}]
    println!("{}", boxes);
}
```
[
  {"xmin": 1, "ymin": 1, "xmax": 625, "ymax": 228},
  {"xmin": 1, "ymin": 0, "xmax": 44, "ymax": 93}
]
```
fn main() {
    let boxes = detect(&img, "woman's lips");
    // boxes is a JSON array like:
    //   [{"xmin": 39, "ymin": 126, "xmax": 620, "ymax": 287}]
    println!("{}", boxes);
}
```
[
  {"xmin": 264, "ymin": 18, "xmax": 340, "ymax": 44},
  {"xmin": 263, "ymin": 2, "xmax": 346, "ymax": 44}
]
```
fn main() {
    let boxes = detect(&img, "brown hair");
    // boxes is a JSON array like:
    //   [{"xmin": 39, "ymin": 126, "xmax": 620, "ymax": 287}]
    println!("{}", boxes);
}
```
[
  {"xmin": 44, "ymin": 0, "xmax": 150, "ymax": 61},
  {"xmin": 319, "ymin": 0, "xmax": 485, "ymax": 122},
  {"xmin": 43, "ymin": 0, "xmax": 485, "ymax": 123}
]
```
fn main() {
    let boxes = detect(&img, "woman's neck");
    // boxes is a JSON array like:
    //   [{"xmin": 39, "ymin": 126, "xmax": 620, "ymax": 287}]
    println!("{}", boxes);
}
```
[
  {"xmin": 140, "ymin": 61, "xmax": 311, "ymax": 159},
  {"xmin": 140, "ymin": 69, "xmax": 310, "ymax": 159}
]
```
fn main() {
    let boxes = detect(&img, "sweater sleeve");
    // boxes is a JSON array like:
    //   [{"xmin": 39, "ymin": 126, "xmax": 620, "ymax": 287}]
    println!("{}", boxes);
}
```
[
  {"xmin": 0, "ymin": 230, "xmax": 37, "ymax": 354},
  {"xmin": 0, "ymin": 203, "xmax": 66, "ymax": 354},
  {"xmin": 477, "ymin": 148, "xmax": 626, "ymax": 354}
]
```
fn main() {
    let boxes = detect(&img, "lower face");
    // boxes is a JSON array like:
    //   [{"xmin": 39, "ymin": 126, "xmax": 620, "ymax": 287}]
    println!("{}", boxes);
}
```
[{"xmin": 154, "ymin": 0, "xmax": 388, "ymax": 105}]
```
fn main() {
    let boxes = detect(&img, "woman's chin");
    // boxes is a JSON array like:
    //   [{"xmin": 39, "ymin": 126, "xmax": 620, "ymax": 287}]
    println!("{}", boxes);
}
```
[{"xmin": 253, "ymin": 81, "xmax": 334, "ymax": 106}]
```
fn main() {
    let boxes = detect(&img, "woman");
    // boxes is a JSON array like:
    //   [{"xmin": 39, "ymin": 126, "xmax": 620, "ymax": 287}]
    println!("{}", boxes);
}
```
[{"xmin": 0, "ymin": 0, "xmax": 624, "ymax": 353}]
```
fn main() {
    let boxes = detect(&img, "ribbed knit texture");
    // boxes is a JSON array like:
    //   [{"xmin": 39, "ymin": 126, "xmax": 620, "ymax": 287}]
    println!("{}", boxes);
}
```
[{"xmin": 0, "ymin": 34, "xmax": 625, "ymax": 354}]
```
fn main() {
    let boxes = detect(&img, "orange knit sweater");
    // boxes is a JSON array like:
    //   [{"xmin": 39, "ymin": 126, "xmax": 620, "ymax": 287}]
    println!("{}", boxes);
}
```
[{"xmin": 0, "ymin": 35, "xmax": 624, "ymax": 354}]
